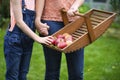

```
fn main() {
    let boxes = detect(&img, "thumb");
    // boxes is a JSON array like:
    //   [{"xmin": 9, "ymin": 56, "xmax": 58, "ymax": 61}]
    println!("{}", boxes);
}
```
[{"xmin": 44, "ymin": 23, "xmax": 50, "ymax": 29}]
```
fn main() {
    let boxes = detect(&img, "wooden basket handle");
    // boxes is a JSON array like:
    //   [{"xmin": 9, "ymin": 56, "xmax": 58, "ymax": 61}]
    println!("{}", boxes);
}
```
[
  {"xmin": 60, "ymin": 8, "xmax": 85, "ymax": 25},
  {"xmin": 60, "ymin": 8, "xmax": 69, "ymax": 25},
  {"xmin": 73, "ymin": 11, "xmax": 85, "ymax": 17},
  {"xmin": 60, "ymin": 8, "xmax": 96, "ymax": 42}
]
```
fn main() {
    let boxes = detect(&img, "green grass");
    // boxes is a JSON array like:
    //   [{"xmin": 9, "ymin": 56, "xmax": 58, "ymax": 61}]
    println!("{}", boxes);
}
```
[
  {"xmin": 0, "ymin": 29, "xmax": 120, "ymax": 80},
  {"xmin": 84, "ymin": 37, "xmax": 120, "ymax": 80},
  {"xmin": 0, "ymin": 29, "xmax": 6, "ymax": 80}
]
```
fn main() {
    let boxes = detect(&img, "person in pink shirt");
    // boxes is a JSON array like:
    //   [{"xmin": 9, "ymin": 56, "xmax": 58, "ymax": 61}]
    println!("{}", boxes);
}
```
[
  {"xmin": 36, "ymin": 0, "xmax": 85, "ymax": 80},
  {"xmin": 4, "ymin": 0, "xmax": 53, "ymax": 80}
]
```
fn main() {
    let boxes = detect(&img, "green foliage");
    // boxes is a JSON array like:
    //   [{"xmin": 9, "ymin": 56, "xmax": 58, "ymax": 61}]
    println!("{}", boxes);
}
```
[
  {"xmin": 0, "ymin": 0, "xmax": 10, "ymax": 18},
  {"xmin": 110, "ymin": 0, "xmax": 120, "ymax": 28},
  {"xmin": 0, "ymin": 0, "xmax": 10, "ymax": 28},
  {"xmin": 110, "ymin": 0, "xmax": 120, "ymax": 13},
  {"xmin": 0, "ymin": 18, "xmax": 9, "ymax": 28},
  {"xmin": 111, "ymin": 21, "xmax": 120, "ymax": 28},
  {"xmin": 79, "ymin": 3, "xmax": 91, "ymax": 13}
]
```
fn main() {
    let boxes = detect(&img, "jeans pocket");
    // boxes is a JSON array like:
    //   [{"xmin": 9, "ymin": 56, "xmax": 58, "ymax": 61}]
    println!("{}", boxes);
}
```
[{"xmin": 8, "ymin": 33, "xmax": 21, "ymax": 46}]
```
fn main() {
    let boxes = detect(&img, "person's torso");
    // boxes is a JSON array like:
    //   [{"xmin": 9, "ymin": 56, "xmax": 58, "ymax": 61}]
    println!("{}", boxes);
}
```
[
  {"xmin": 23, "ymin": 0, "xmax": 35, "ymax": 11},
  {"xmin": 41, "ymin": 0, "xmax": 75, "ymax": 21},
  {"xmin": 10, "ymin": 0, "xmax": 35, "ymax": 31}
]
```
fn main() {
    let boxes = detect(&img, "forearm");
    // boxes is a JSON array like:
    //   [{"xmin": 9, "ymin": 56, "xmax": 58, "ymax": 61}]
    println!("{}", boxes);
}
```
[
  {"xmin": 35, "ymin": 0, "xmax": 45, "ymax": 21},
  {"xmin": 17, "ymin": 20, "xmax": 41, "ymax": 42},
  {"xmin": 70, "ymin": 0, "xmax": 84, "ymax": 10},
  {"xmin": 35, "ymin": 0, "xmax": 49, "ymax": 36}
]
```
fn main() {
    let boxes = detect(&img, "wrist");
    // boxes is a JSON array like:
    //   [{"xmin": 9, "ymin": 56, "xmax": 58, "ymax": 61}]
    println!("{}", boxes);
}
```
[
  {"xmin": 70, "ymin": 6, "xmax": 78, "ymax": 11},
  {"xmin": 35, "ymin": 17, "xmax": 40, "ymax": 22},
  {"xmin": 33, "ymin": 34, "xmax": 42, "ymax": 43}
]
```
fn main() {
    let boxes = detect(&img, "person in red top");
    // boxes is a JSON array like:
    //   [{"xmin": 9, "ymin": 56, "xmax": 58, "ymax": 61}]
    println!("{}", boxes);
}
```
[
  {"xmin": 36, "ymin": 0, "xmax": 85, "ymax": 80},
  {"xmin": 4, "ymin": 0, "xmax": 53, "ymax": 80}
]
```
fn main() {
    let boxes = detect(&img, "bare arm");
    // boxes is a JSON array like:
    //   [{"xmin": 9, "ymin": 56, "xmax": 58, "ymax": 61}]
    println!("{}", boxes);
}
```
[
  {"xmin": 35, "ymin": 0, "xmax": 45, "ymax": 22},
  {"xmin": 35, "ymin": 0, "xmax": 49, "ymax": 36},
  {"xmin": 10, "ymin": 0, "xmax": 52, "ymax": 45},
  {"xmin": 67, "ymin": 0, "xmax": 85, "ymax": 16}
]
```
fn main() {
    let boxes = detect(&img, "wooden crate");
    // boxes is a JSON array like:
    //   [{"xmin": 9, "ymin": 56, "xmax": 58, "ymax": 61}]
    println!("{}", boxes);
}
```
[{"xmin": 47, "ymin": 9, "xmax": 116, "ymax": 53}]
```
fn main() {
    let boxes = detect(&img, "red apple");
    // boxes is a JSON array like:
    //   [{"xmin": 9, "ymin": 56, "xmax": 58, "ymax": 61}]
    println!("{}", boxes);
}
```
[
  {"xmin": 57, "ymin": 41, "xmax": 67, "ymax": 49},
  {"xmin": 51, "ymin": 37, "xmax": 57, "ymax": 45},
  {"xmin": 51, "ymin": 33, "xmax": 73, "ymax": 49},
  {"xmin": 57, "ymin": 34, "xmax": 64, "ymax": 38},
  {"xmin": 54, "ymin": 37, "xmax": 64, "ymax": 45},
  {"xmin": 63, "ymin": 33, "xmax": 72, "ymax": 40},
  {"xmin": 63, "ymin": 33, "xmax": 72, "ymax": 42}
]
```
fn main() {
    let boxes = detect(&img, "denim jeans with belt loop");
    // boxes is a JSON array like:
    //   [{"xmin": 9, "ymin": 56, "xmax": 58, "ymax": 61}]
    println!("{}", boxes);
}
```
[{"xmin": 4, "ymin": 8, "xmax": 35, "ymax": 80}]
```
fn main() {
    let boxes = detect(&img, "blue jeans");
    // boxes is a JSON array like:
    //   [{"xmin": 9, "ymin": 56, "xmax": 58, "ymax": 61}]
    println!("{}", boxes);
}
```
[
  {"xmin": 41, "ymin": 20, "xmax": 84, "ymax": 80},
  {"xmin": 4, "ymin": 9, "xmax": 35, "ymax": 80}
]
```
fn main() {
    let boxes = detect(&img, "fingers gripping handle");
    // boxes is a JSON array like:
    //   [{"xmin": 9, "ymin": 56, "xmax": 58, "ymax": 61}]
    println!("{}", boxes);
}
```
[
  {"xmin": 60, "ymin": 8, "xmax": 95, "ymax": 42},
  {"xmin": 60, "ymin": 8, "xmax": 85, "ymax": 25}
]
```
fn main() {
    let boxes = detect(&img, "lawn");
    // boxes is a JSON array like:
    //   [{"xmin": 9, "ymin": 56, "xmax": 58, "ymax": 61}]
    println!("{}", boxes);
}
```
[{"xmin": 0, "ymin": 28, "xmax": 120, "ymax": 80}]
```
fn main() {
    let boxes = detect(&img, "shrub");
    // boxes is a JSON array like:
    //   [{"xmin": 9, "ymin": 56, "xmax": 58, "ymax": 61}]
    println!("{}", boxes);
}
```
[
  {"xmin": 110, "ymin": 0, "xmax": 120, "ymax": 28},
  {"xmin": 0, "ymin": 0, "xmax": 10, "ymax": 18},
  {"xmin": 0, "ymin": 0, "xmax": 10, "ymax": 28},
  {"xmin": 110, "ymin": 0, "xmax": 120, "ymax": 13},
  {"xmin": 79, "ymin": 3, "xmax": 91, "ymax": 13}
]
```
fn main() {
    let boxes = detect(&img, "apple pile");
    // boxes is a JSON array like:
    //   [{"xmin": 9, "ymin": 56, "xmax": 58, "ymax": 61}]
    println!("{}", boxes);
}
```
[{"xmin": 51, "ymin": 33, "xmax": 73, "ymax": 49}]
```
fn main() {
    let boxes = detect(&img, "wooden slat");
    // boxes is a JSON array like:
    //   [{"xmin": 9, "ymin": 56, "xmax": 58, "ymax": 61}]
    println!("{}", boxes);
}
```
[
  {"xmin": 93, "ymin": 11, "xmax": 111, "ymax": 18},
  {"xmin": 91, "ymin": 15, "xmax": 106, "ymax": 20},
  {"xmin": 72, "ymin": 34, "xmax": 80, "ymax": 38},
  {"xmin": 91, "ymin": 21, "xmax": 99, "ymax": 25},
  {"xmin": 75, "ymin": 30, "xmax": 85, "ymax": 34},
  {"xmin": 92, "ymin": 24, "xmax": 97, "ymax": 28},
  {"xmin": 90, "ymin": 17, "xmax": 102, "ymax": 23},
  {"xmin": 81, "ymin": 25, "xmax": 87, "ymax": 28},
  {"xmin": 79, "ymin": 28, "xmax": 88, "ymax": 32}
]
